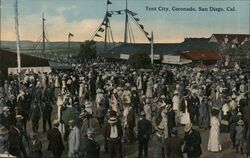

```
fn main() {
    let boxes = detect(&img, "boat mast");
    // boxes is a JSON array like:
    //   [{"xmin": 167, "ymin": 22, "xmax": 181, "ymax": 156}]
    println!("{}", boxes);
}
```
[
  {"xmin": 124, "ymin": 0, "xmax": 128, "ymax": 44},
  {"xmin": 14, "ymin": 0, "xmax": 21, "ymax": 73},
  {"xmin": 42, "ymin": 13, "xmax": 46, "ymax": 58},
  {"xmin": 104, "ymin": 1, "xmax": 109, "ymax": 51}
]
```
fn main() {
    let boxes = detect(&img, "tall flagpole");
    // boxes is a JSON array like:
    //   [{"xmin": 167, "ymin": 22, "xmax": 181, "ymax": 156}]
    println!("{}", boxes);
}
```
[
  {"xmin": 151, "ymin": 31, "xmax": 154, "ymax": 64},
  {"xmin": 124, "ymin": 0, "xmax": 128, "ymax": 44},
  {"xmin": 14, "ymin": 0, "xmax": 21, "ymax": 73}
]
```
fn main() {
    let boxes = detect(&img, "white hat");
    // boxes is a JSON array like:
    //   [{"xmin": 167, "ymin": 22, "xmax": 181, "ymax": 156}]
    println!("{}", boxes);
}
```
[
  {"xmin": 53, "ymin": 119, "xmax": 60, "ymax": 125},
  {"xmin": 96, "ymin": 88, "xmax": 102, "ymax": 93},
  {"xmin": 3, "ymin": 106, "xmax": 9, "ymax": 112},
  {"xmin": 160, "ymin": 102, "xmax": 166, "ymax": 108},
  {"xmin": 173, "ymin": 90, "xmax": 179, "ymax": 95},
  {"xmin": 84, "ymin": 101, "xmax": 92, "ymax": 108},
  {"xmin": 108, "ymin": 117, "xmax": 117, "ymax": 124},
  {"xmin": 231, "ymin": 94, "xmax": 237, "ymax": 99},
  {"xmin": 113, "ymin": 89, "xmax": 117, "ymax": 94},
  {"xmin": 16, "ymin": 115, "xmax": 24, "ymax": 120},
  {"xmin": 160, "ymin": 95, "xmax": 166, "ymax": 99}
]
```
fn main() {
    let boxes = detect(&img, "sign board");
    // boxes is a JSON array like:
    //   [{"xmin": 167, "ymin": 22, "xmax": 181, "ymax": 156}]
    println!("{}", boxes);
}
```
[
  {"xmin": 149, "ymin": 54, "xmax": 160, "ymax": 60},
  {"xmin": 8, "ymin": 66, "xmax": 52, "ymax": 75},
  {"xmin": 162, "ymin": 55, "xmax": 180, "ymax": 63},
  {"xmin": 120, "ymin": 53, "xmax": 130, "ymax": 60}
]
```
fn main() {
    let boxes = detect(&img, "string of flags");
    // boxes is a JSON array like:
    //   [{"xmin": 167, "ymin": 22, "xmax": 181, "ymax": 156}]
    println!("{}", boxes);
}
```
[{"xmin": 92, "ymin": 0, "xmax": 152, "ymax": 42}]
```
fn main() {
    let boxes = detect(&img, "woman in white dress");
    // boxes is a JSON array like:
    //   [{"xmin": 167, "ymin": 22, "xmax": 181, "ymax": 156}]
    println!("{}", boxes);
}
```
[
  {"xmin": 180, "ymin": 96, "xmax": 191, "ymax": 125},
  {"xmin": 208, "ymin": 107, "xmax": 222, "ymax": 152},
  {"xmin": 56, "ymin": 94, "xmax": 65, "ymax": 134}
]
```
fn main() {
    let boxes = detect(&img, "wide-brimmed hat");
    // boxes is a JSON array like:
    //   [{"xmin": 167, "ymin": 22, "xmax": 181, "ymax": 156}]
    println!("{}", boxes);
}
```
[
  {"xmin": 160, "ymin": 102, "xmax": 166, "ymax": 108},
  {"xmin": 155, "ymin": 125, "xmax": 164, "ymax": 131},
  {"xmin": 140, "ymin": 111, "xmax": 146, "ymax": 116},
  {"xmin": 3, "ymin": 106, "xmax": 9, "ymax": 112},
  {"xmin": 69, "ymin": 120, "xmax": 74, "ymax": 124},
  {"xmin": 212, "ymin": 106, "xmax": 220, "ymax": 111},
  {"xmin": 16, "ymin": 115, "xmax": 24, "ymax": 120},
  {"xmin": 237, "ymin": 120, "xmax": 244, "ymax": 125},
  {"xmin": 53, "ymin": 119, "xmax": 60, "ymax": 125},
  {"xmin": 237, "ymin": 112, "xmax": 242, "ymax": 116},
  {"xmin": 113, "ymin": 89, "xmax": 117, "ymax": 94},
  {"xmin": 231, "ymin": 94, "xmax": 237, "ymax": 99},
  {"xmin": 79, "ymin": 111, "xmax": 88, "ymax": 118},
  {"xmin": 108, "ymin": 117, "xmax": 117, "ymax": 124},
  {"xmin": 184, "ymin": 123, "xmax": 192, "ymax": 132},
  {"xmin": 0, "ymin": 127, "xmax": 8, "ymax": 135},
  {"xmin": 96, "ymin": 88, "xmax": 102, "ymax": 93},
  {"xmin": 160, "ymin": 95, "xmax": 166, "ymax": 99},
  {"xmin": 173, "ymin": 90, "xmax": 179, "ymax": 95},
  {"xmin": 165, "ymin": 104, "xmax": 171, "ymax": 110}
]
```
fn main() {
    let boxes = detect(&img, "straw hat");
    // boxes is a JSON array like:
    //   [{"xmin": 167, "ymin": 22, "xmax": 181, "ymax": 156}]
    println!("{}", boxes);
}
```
[
  {"xmin": 155, "ymin": 125, "xmax": 164, "ymax": 131},
  {"xmin": 113, "ymin": 89, "xmax": 117, "ymax": 94},
  {"xmin": 53, "ymin": 119, "xmax": 60, "ymax": 125},
  {"xmin": 160, "ymin": 102, "xmax": 167, "ymax": 108},
  {"xmin": 212, "ymin": 106, "xmax": 220, "ymax": 111},
  {"xmin": 69, "ymin": 120, "xmax": 74, "ymax": 124},
  {"xmin": 0, "ymin": 127, "xmax": 8, "ymax": 135},
  {"xmin": 84, "ymin": 101, "xmax": 92, "ymax": 108},
  {"xmin": 165, "ymin": 104, "xmax": 171, "ymax": 110},
  {"xmin": 173, "ymin": 90, "xmax": 179, "ymax": 95},
  {"xmin": 96, "ymin": 88, "xmax": 102, "ymax": 93},
  {"xmin": 79, "ymin": 111, "xmax": 88, "ymax": 118},
  {"xmin": 237, "ymin": 112, "xmax": 242, "ymax": 116},
  {"xmin": 16, "ymin": 115, "xmax": 24, "ymax": 120},
  {"xmin": 108, "ymin": 117, "xmax": 117, "ymax": 124},
  {"xmin": 140, "ymin": 111, "xmax": 146, "ymax": 116},
  {"xmin": 237, "ymin": 120, "xmax": 244, "ymax": 125},
  {"xmin": 184, "ymin": 123, "xmax": 192, "ymax": 132},
  {"xmin": 3, "ymin": 106, "xmax": 9, "ymax": 112},
  {"xmin": 160, "ymin": 95, "xmax": 166, "ymax": 99},
  {"xmin": 231, "ymin": 94, "xmax": 237, "ymax": 99}
]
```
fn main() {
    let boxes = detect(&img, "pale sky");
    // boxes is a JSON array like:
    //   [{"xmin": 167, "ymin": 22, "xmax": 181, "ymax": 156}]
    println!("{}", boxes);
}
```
[{"xmin": 1, "ymin": 0, "xmax": 249, "ymax": 43}]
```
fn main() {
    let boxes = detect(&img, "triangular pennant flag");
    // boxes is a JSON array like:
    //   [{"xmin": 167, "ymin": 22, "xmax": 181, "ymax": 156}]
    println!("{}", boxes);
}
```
[
  {"xmin": 98, "ymin": 28, "xmax": 104, "ymax": 32},
  {"xmin": 69, "ymin": 33, "xmax": 74, "ymax": 37},
  {"xmin": 134, "ymin": 18, "xmax": 140, "ymax": 21},
  {"xmin": 106, "ymin": 12, "xmax": 112, "ymax": 17},
  {"xmin": 127, "ymin": 10, "xmax": 137, "ymax": 16},
  {"xmin": 147, "ymin": 37, "xmax": 151, "ymax": 41},
  {"xmin": 107, "ymin": 0, "xmax": 112, "ymax": 5},
  {"xmin": 95, "ymin": 34, "xmax": 102, "ymax": 38},
  {"xmin": 139, "ymin": 24, "xmax": 144, "ymax": 29},
  {"xmin": 144, "ymin": 31, "xmax": 149, "ymax": 35},
  {"xmin": 117, "ymin": 11, "xmax": 121, "ymax": 14}
]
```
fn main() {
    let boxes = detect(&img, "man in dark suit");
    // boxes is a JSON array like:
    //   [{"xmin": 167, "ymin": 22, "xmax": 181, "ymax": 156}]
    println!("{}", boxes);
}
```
[
  {"xmin": 80, "ymin": 128, "xmax": 100, "ymax": 158},
  {"xmin": 126, "ymin": 104, "xmax": 136, "ymax": 144},
  {"xmin": 42, "ymin": 99, "xmax": 53, "ymax": 132},
  {"xmin": 165, "ymin": 128, "xmax": 184, "ymax": 158},
  {"xmin": 183, "ymin": 123, "xmax": 202, "ymax": 158},
  {"xmin": 137, "ymin": 111, "xmax": 152, "ymax": 158},
  {"xmin": 104, "ymin": 117, "xmax": 123, "ymax": 158},
  {"xmin": 7, "ymin": 118, "xmax": 27, "ymax": 157},
  {"xmin": 190, "ymin": 93, "xmax": 200, "ymax": 125},
  {"xmin": 47, "ymin": 119, "xmax": 64, "ymax": 158}
]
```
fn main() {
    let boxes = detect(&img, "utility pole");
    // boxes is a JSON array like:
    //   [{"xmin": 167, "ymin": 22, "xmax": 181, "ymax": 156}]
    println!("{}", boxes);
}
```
[
  {"xmin": 68, "ymin": 33, "xmax": 73, "ymax": 58},
  {"xmin": 151, "ymin": 31, "xmax": 154, "ymax": 64},
  {"xmin": 124, "ymin": 0, "xmax": 128, "ymax": 44},
  {"xmin": 14, "ymin": 0, "xmax": 21, "ymax": 73},
  {"xmin": 42, "ymin": 13, "xmax": 46, "ymax": 58},
  {"xmin": 0, "ymin": 0, "xmax": 2, "ymax": 49}
]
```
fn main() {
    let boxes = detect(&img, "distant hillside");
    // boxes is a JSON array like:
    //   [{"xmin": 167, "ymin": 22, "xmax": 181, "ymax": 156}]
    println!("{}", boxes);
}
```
[{"xmin": 1, "ymin": 40, "xmax": 121, "ymax": 59}]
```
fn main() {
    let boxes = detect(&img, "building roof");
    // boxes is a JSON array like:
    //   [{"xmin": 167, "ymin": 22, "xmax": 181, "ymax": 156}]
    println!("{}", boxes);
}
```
[
  {"xmin": 103, "ymin": 38, "xmax": 218, "ymax": 59},
  {"xmin": 0, "ymin": 49, "xmax": 49, "ymax": 83},
  {"xmin": 210, "ymin": 34, "xmax": 250, "ymax": 44},
  {"xmin": 181, "ymin": 51, "xmax": 220, "ymax": 61}
]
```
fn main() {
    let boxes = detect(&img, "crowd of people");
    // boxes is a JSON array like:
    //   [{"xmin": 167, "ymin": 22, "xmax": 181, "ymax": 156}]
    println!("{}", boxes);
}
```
[{"xmin": 0, "ymin": 60, "xmax": 249, "ymax": 158}]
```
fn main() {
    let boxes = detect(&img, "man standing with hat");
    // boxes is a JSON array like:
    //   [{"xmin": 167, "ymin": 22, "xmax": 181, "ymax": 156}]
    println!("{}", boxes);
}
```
[
  {"xmin": 80, "ymin": 128, "xmax": 100, "ymax": 158},
  {"xmin": 104, "ymin": 117, "xmax": 123, "ymax": 158},
  {"xmin": 153, "ymin": 125, "xmax": 165, "ymax": 158},
  {"xmin": 47, "ymin": 119, "xmax": 64, "ymax": 158},
  {"xmin": 0, "ymin": 126, "xmax": 8, "ymax": 154},
  {"xmin": 183, "ymin": 123, "xmax": 202, "ymax": 158},
  {"xmin": 137, "ymin": 111, "xmax": 152, "ymax": 158},
  {"xmin": 165, "ymin": 128, "xmax": 184, "ymax": 158},
  {"xmin": 68, "ymin": 120, "xmax": 80, "ymax": 157},
  {"xmin": 29, "ymin": 132, "xmax": 43, "ymax": 158}
]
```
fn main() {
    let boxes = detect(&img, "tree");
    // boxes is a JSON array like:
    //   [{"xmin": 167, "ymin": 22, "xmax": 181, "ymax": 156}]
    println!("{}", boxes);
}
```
[
  {"xmin": 78, "ymin": 40, "xmax": 97, "ymax": 62},
  {"xmin": 129, "ymin": 53, "xmax": 152, "ymax": 69}
]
